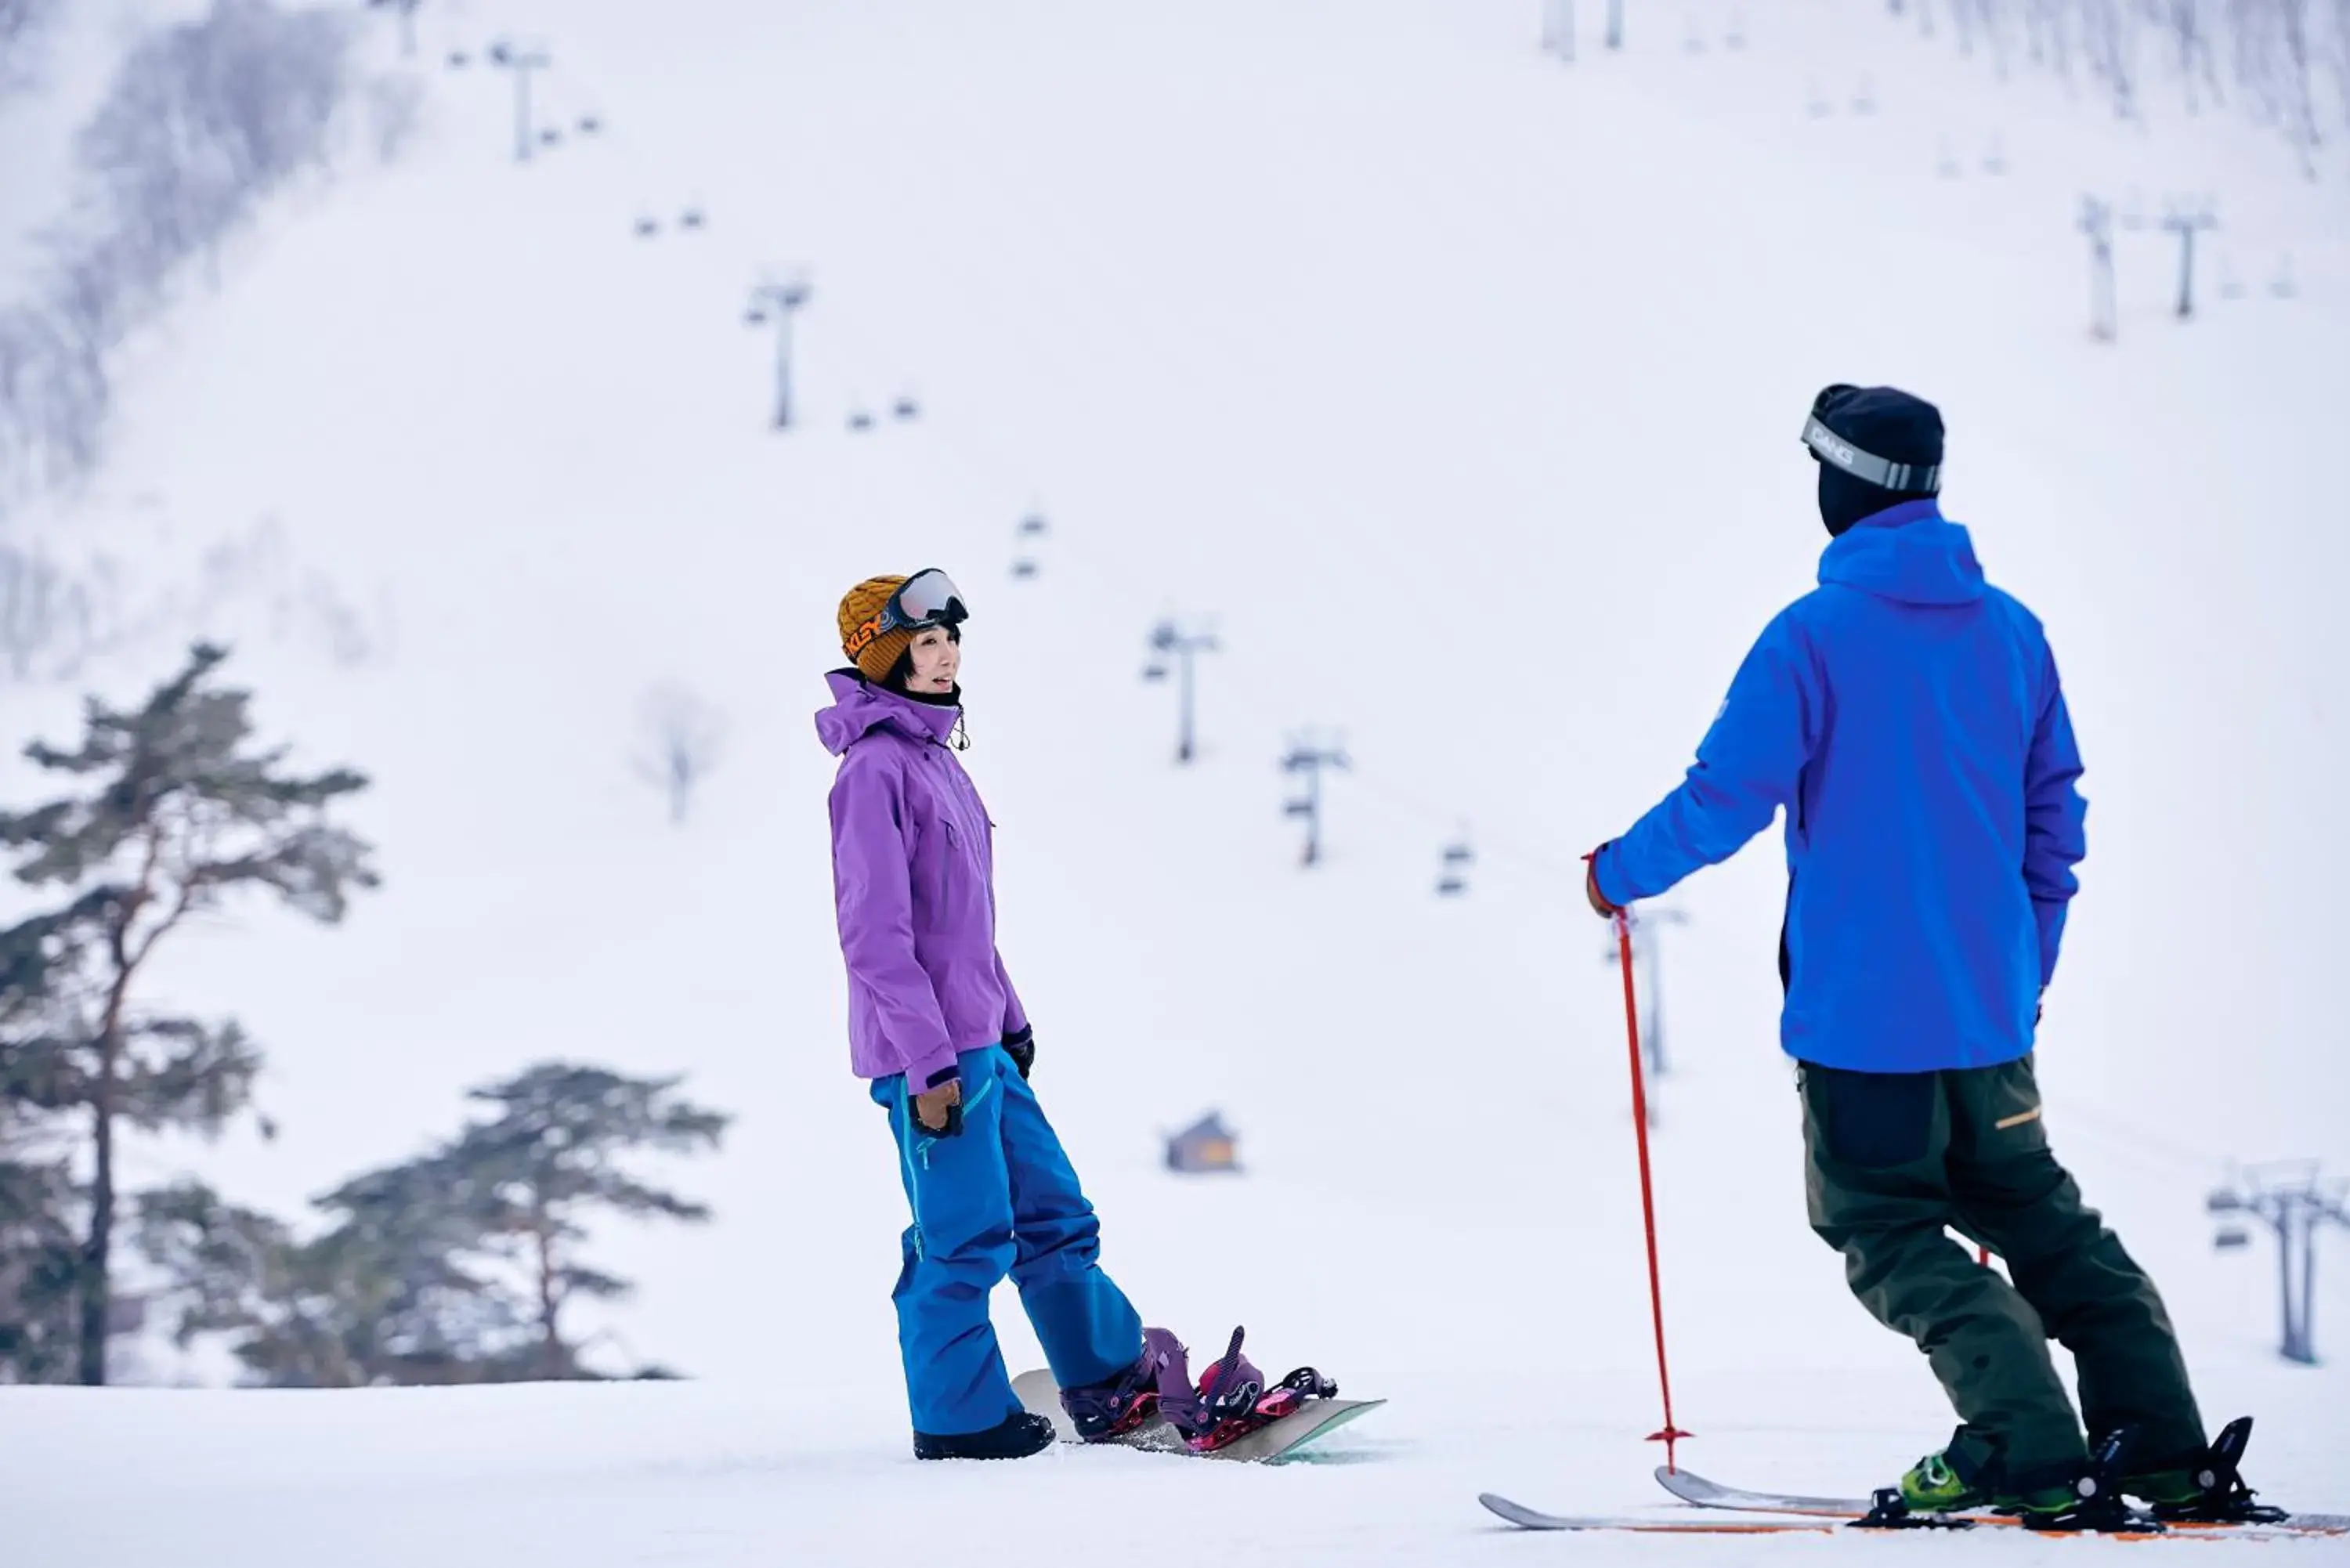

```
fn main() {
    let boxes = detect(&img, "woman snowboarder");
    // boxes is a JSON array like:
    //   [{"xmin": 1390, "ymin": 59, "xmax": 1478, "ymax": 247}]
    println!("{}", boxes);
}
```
[{"xmin": 821, "ymin": 570, "xmax": 1292, "ymax": 1461}]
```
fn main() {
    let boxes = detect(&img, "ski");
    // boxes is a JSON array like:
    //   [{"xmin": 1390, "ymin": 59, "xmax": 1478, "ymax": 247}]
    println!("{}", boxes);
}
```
[
  {"xmin": 1479, "ymin": 1494, "xmax": 1840, "ymax": 1534},
  {"xmin": 1653, "ymin": 1467, "xmax": 2350, "ymax": 1540}
]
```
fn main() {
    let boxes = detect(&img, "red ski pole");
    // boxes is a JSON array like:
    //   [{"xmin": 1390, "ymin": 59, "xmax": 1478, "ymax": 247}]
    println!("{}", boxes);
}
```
[{"xmin": 1614, "ymin": 907, "xmax": 1693, "ymax": 1472}]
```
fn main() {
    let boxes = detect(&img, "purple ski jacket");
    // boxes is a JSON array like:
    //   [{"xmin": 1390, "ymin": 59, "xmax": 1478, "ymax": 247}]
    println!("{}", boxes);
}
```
[{"xmin": 817, "ymin": 670, "xmax": 1026, "ymax": 1093}]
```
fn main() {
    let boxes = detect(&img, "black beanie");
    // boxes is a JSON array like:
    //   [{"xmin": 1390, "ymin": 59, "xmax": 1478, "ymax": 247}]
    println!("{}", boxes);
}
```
[{"xmin": 1808, "ymin": 385, "xmax": 1945, "ymax": 537}]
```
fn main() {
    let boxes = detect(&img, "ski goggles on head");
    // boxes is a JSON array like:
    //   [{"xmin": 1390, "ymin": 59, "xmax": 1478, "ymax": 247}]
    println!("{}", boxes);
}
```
[
  {"xmin": 1801, "ymin": 386, "xmax": 1941, "ymax": 493},
  {"xmin": 844, "ymin": 568, "xmax": 969, "ymax": 659}
]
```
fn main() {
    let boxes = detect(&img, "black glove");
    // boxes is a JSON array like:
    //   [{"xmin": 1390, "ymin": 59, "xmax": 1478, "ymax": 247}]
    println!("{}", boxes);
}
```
[{"xmin": 1003, "ymin": 1024, "xmax": 1036, "ymax": 1081}]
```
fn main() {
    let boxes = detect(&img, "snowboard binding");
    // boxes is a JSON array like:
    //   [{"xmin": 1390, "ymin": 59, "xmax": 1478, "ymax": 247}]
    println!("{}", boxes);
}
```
[
  {"xmin": 2012, "ymin": 1429, "xmax": 2162, "ymax": 1534},
  {"xmin": 2133, "ymin": 1416, "xmax": 2290, "ymax": 1526},
  {"xmin": 2012, "ymin": 1490, "xmax": 2152, "ymax": 1534},
  {"xmin": 1061, "ymin": 1326, "xmax": 1182, "ymax": 1442},
  {"xmin": 1849, "ymin": 1490, "xmax": 1976, "ymax": 1531},
  {"xmin": 1165, "ymin": 1327, "xmax": 1339, "ymax": 1454}
]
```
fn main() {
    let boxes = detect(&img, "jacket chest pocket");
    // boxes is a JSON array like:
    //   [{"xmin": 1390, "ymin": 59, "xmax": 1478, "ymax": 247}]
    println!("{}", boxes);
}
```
[
  {"xmin": 919, "ymin": 815, "xmax": 959, "ymax": 923},
  {"xmin": 912, "ymin": 758, "xmax": 987, "ymax": 929},
  {"xmin": 940, "ymin": 815, "xmax": 963, "ymax": 883},
  {"xmin": 921, "ymin": 809, "xmax": 982, "ymax": 930}
]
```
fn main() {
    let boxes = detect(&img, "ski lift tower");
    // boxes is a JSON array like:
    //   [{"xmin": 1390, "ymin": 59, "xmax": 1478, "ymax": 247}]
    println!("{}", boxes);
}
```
[
  {"xmin": 487, "ymin": 39, "xmax": 553, "ymax": 163},
  {"xmin": 1599, "ymin": 906, "xmax": 1690, "ymax": 1077},
  {"xmin": 1141, "ymin": 619, "xmax": 1220, "ymax": 764},
  {"xmin": 2207, "ymin": 1161, "xmax": 2350, "ymax": 1365},
  {"xmin": 2077, "ymin": 195, "xmax": 2118, "ymax": 342},
  {"xmin": 2160, "ymin": 197, "xmax": 2220, "ymax": 321},
  {"xmin": 1279, "ymin": 732, "xmax": 1350, "ymax": 868},
  {"xmin": 744, "ymin": 271, "xmax": 814, "ymax": 431},
  {"xmin": 367, "ymin": 0, "xmax": 422, "ymax": 56}
]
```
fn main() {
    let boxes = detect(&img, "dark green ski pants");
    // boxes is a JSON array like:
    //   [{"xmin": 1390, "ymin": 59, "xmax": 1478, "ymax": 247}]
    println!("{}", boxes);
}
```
[{"xmin": 1799, "ymin": 1055, "xmax": 2204, "ymax": 1483}]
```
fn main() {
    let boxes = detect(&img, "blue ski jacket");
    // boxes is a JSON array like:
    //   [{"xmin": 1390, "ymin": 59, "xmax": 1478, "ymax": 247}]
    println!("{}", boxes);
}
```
[{"xmin": 1591, "ymin": 500, "xmax": 2088, "ymax": 1073}]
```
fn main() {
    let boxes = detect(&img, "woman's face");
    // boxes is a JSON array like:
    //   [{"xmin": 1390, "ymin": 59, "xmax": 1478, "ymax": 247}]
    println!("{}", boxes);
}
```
[{"xmin": 905, "ymin": 626, "xmax": 960, "ymax": 695}]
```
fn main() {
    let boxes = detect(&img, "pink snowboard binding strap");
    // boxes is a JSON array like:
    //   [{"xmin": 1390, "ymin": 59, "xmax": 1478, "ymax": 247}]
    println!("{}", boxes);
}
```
[{"xmin": 1158, "ymin": 1326, "xmax": 1340, "ymax": 1454}]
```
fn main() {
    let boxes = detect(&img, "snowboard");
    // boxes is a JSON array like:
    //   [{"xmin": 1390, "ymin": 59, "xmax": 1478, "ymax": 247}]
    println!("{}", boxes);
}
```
[
  {"xmin": 1010, "ymin": 1367, "xmax": 1384, "ymax": 1464},
  {"xmin": 1650, "ymin": 1466, "xmax": 2350, "ymax": 1540}
]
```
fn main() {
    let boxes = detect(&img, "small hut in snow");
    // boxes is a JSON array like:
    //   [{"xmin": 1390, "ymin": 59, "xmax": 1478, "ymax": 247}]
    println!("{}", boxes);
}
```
[{"xmin": 1164, "ymin": 1113, "xmax": 1240, "ymax": 1175}]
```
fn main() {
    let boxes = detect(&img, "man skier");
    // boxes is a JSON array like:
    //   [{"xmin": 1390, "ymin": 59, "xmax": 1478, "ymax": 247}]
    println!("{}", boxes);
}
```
[{"xmin": 1582, "ymin": 385, "xmax": 2270, "ymax": 1529}]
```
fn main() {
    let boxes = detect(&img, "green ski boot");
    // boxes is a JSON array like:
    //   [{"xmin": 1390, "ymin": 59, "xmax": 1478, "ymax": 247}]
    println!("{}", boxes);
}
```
[
  {"xmin": 1897, "ymin": 1446, "xmax": 2104, "ymax": 1524},
  {"xmin": 1898, "ymin": 1451, "xmax": 1989, "ymax": 1513}
]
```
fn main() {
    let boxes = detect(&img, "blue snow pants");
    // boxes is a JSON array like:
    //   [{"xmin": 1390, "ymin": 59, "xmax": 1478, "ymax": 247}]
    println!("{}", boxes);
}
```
[{"xmin": 871, "ymin": 1043, "xmax": 1144, "ymax": 1436}]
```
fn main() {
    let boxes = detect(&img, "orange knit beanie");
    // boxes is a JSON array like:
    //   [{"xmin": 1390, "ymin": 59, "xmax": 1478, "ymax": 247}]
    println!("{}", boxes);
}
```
[{"xmin": 838, "ymin": 575, "xmax": 913, "ymax": 685}]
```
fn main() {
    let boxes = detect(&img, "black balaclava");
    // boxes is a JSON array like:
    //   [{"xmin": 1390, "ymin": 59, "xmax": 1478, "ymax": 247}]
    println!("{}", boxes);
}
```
[{"xmin": 1808, "ymin": 385, "xmax": 1946, "ymax": 537}]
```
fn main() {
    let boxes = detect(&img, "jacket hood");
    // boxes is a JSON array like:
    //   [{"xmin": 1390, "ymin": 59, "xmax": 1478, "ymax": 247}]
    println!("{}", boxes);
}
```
[
  {"xmin": 1817, "ymin": 500, "xmax": 1987, "ymax": 607},
  {"xmin": 815, "ymin": 669, "xmax": 960, "ymax": 755}
]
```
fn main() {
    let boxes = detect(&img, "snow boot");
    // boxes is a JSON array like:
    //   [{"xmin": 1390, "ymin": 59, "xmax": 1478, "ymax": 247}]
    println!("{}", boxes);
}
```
[
  {"xmin": 2117, "ymin": 1417, "xmax": 2289, "ymax": 1525},
  {"xmin": 1155, "ymin": 1326, "xmax": 1340, "ymax": 1455},
  {"xmin": 912, "ymin": 1409, "xmax": 1056, "ymax": 1461},
  {"xmin": 1060, "ymin": 1327, "xmax": 1183, "ymax": 1442}
]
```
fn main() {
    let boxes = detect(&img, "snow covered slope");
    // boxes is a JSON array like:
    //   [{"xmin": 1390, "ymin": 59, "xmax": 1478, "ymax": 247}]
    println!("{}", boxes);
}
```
[{"xmin": 2, "ymin": 0, "xmax": 2347, "ymax": 1560}]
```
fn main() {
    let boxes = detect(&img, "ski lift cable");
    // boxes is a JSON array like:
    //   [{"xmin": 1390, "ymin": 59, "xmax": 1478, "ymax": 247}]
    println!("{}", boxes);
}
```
[{"xmin": 1345, "ymin": 770, "xmax": 1583, "ymax": 883}]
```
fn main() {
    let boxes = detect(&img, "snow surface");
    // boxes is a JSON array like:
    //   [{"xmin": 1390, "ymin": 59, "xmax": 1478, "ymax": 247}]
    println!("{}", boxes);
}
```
[{"xmin": 3, "ymin": 0, "xmax": 2348, "ymax": 1562}]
